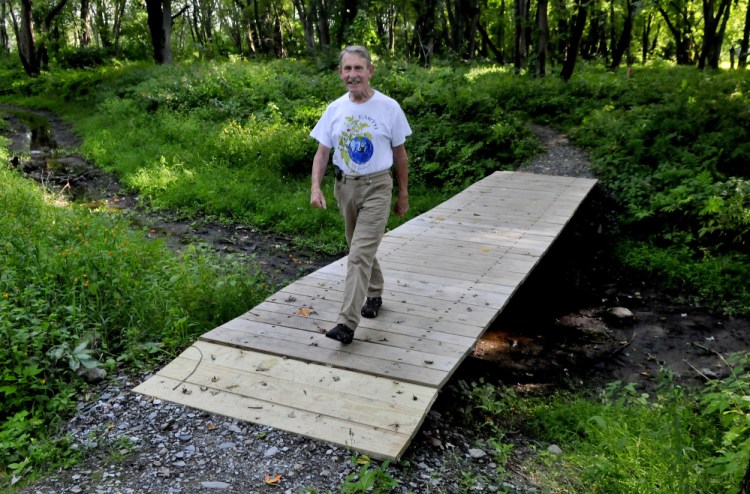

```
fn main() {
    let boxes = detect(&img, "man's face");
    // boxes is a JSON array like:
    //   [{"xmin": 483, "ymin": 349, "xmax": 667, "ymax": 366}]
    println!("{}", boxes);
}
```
[{"xmin": 339, "ymin": 53, "xmax": 374, "ymax": 93}]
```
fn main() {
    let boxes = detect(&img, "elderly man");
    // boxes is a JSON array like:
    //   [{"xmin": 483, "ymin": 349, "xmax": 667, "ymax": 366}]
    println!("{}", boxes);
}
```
[{"xmin": 309, "ymin": 45, "xmax": 411, "ymax": 344}]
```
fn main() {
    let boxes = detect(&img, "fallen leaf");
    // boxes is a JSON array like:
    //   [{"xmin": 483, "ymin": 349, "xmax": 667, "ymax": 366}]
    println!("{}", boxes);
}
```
[
  {"xmin": 480, "ymin": 247, "xmax": 491, "ymax": 252},
  {"xmin": 265, "ymin": 473, "xmax": 282, "ymax": 485},
  {"xmin": 206, "ymin": 422, "xmax": 217, "ymax": 430},
  {"xmin": 297, "ymin": 307, "xmax": 317, "ymax": 317}
]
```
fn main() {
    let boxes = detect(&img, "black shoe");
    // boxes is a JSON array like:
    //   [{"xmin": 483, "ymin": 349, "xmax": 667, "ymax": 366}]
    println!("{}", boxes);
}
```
[
  {"xmin": 325, "ymin": 324, "xmax": 354, "ymax": 344},
  {"xmin": 361, "ymin": 296, "xmax": 382, "ymax": 318}
]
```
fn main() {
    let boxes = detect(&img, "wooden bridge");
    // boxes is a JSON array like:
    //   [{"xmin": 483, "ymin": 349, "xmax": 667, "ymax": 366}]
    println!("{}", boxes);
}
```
[{"xmin": 134, "ymin": 171, "xmax": 597, "ymax": 460}]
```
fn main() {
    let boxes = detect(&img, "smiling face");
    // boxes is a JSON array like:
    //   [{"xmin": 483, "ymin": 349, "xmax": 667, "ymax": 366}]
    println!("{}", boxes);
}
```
[{"xmin": 339, "ymin": 52, "xmax": 374, "ymax": 102}]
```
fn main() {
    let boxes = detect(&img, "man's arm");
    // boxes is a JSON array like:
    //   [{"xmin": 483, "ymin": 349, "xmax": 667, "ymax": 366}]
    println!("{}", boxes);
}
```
[
  {"xmin": 310, "ymin": 143, "xmax": 330, "ymax": 209},
  {"xmin": 392, "ymin": 144, "xmax": 409, "ymax": 217}
]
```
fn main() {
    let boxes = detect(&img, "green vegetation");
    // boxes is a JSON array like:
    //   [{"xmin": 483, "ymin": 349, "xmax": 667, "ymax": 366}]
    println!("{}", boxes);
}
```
[
  {"xmin": 460, "ymin": 359, "xmax": 750, "ymax": 493},
  {"xmin": 0, "ymin": 145, "xmax": 269, "ymax": 483},
  {"xmin": 1, "ymin": 58, "xmax": 749, "ymax": 491}
]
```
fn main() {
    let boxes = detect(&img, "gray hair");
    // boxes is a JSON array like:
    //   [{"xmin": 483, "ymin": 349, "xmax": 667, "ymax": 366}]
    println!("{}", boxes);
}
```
[{"xmin": 339, "ymin": 45, "xmax": 372, "ymax": 67}]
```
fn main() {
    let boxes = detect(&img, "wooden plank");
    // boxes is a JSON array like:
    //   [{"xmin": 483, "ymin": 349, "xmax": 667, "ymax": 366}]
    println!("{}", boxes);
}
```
[
  {"xmin": 278, "ymin": 277, "xmax": 499, "ymax": 321},
  {"xmin": 299, "ymin": 272, "xmax": 512, "ymax": 312},
  {"xmin": 133, "ymin": 342, "xmax": 438, "ymax": 460},
  {"xmin": 201, "ymin": 322, "xmax": 456, "ymax": 387},
  {"xmin": 263, "ymin": 285, "xmax": 498, "ymax": 328}
]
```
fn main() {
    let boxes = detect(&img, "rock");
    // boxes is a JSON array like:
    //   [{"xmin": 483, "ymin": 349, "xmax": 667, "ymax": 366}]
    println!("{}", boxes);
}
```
[
  {"xmin": 264, "ymin": 446, "xmax": 279, "ymax": 457},
  {"xmin": 468, "ymin": 448, "xmax": 486, "ymax": 459},
  {"xmin": 700, "ymin": 368, "xmax": 719, "ymax": 379},
  {"xmin": 607, "ymin": 307, "xmax": 635, "ymax": 325},
  {"xmin": 547, "ymin": 444, "xmax": 563, "ymax": 455},
  {"xmin": 78, "ymin": 367, "xmax": 107, "ymax": 383},
  {"xmin": 200, "ymin": 481, "xmax": 230, "ymax": 489}
]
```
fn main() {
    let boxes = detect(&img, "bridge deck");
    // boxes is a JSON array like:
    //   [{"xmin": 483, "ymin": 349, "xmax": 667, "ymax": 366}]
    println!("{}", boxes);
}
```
[{"xmin": 134, "ymin": 171, "xmax": 597, "ymax": 460}]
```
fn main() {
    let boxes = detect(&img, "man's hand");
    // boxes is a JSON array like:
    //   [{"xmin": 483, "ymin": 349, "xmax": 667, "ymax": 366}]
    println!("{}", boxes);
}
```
[
  {"xmin": 311, "ymin": 189, "xmax": 327, "ymax": 209},
  {"xmin": 310, "ymin": 144, "xmax": 330, "ymax": 210},
  {"xmin": 393, "ymin": 191, "xmax": 408, "ymax": 216}
]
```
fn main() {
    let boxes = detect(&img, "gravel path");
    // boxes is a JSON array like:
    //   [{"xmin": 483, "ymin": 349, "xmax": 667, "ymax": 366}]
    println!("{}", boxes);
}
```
[{"xmin": 16, "ymin": 124, "xmax": 586, "ymax": 494}]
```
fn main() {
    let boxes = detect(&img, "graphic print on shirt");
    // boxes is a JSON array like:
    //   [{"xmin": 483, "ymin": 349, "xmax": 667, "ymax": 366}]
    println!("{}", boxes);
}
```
[{"xmin": 338, "ymin": 116, "xmax": 375, "ymax": 172}]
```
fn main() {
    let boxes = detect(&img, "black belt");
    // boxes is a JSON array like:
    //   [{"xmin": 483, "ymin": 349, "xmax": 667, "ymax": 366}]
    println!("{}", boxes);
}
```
[{"xmin": 334, "ymin": 167, "xmax": 391, "ymax": 182}]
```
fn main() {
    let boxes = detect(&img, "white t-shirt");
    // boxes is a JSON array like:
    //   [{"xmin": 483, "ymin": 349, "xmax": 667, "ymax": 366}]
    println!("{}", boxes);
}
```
[{"xmin": 310, "ymin": 90, "xmax": 412, "ymax": 175}]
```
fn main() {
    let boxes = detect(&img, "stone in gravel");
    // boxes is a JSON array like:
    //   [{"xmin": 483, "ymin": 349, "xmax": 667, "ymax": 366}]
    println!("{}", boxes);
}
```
[
  {"xmin": 468, "ymin": 448, "xmax": 486, "ymax": 459},
  {"xmin": 607, "ymin": 307, "xmax": 635, "ymax": 324},
  {"xmin": 228, "ymin": 425, "xmax": 242, "ymax": 434},
  {"xmin": 200, "ymin": 481, "xmax": 230, "ymax": 489},
  {"xmin": 178, "ymin": 434, "xmax": 192, "ymax": 442},
  {"xmin": 218, "ymin": 442, "xmax": 236, "ymax": 450},
  {"xmin": 264, "ymin": 446, "xmax": 279, "ymax": 457},
  {"xmin": 70, "ymin": 486, "xmax": 83, "ymax": 493},
  {"xmin": 172, "ymin": 460, "xmax": 187, "ymax": 467},
  {"xmin": 78, "ymin": 367, "xmax": 107, "ymax": 383},
  {"xmin": 547, "ymin": 444, "xmax": 563, "ymax": 455}
]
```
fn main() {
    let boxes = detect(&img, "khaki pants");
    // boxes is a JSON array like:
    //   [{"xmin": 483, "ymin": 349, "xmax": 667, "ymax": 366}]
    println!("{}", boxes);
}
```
[{"xmin": 334, "ymin": 169, "xmax": 393, "ymax": 329}]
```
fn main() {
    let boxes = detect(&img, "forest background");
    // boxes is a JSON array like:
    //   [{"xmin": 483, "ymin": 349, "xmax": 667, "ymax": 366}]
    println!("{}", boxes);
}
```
[{"xmin": 1, "ymin": 0, "xmax": 750, "ymax": 492}]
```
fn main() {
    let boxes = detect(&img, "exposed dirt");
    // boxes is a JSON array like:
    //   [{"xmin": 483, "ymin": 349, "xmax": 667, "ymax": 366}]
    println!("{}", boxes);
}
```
[{"xmin": 4, "ymin": 107, "xmax": 749, "ymax": 493}]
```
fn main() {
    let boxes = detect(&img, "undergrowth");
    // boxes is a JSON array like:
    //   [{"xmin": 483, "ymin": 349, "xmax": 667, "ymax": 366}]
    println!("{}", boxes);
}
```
[{"xmin": 460, "ymin": 356, "xmax": 750, "ymax": 493}]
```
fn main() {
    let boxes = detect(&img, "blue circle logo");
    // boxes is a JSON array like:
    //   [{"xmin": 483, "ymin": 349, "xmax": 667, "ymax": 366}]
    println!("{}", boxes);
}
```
[{"xmin": 347, "ymin": 136, "xmax": 374, "ymax": 164}]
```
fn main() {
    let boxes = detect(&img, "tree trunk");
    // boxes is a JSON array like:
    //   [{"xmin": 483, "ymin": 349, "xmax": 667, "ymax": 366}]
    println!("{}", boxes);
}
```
[
  {"xmin": 610, "ymin": 0, "xmax": 635, "ymax": 69},
  {"xmin": 560, "ymin": 0, "xmax": 589, "ymax": 81},
  {"xmin": 315, "ymin": 0, "xmax": 330, "ymax": 49},
  {"xmin": 292, "ymin": 0, "xmax": 316, "ymax": 53},
  {"xmin": 657, "ymin": 5, "xmax": 696, "ymax": 64},
  {"xmin": 513, "ymin": 0, "xmax": 527, "ymax": 72},
  {"xmin": 741, "ymin": 0, "xmax": 750, "ymax": 68},
  {"xmin": 698, "ymin": 0, "xmax": 733, "ymax": 69},
  {"xmin": 413, "ymin": 0, "xmax": 437, "ymax": 65},
  {"xmin": 80, "ymin": 0, "xmax": 92, "ymax": 46},
  {"xmin": 536, "ymin": 0, "xmax": 549, "ymax": 76},
  {"xmin": 477, "ymin": 21, "xmax": 504, "ymax": 63},
  {"xmin": 1, "ymin": 0, "xmax": 9, "ymax": 53},
  {"xmin": 550, "ymin": 0, "xmax": 568, "ymax": 64},
  {"xmin": 18, "ymin": 0, "xmax": 40, "ymax": 76},
  {"xmin": 145, "ymin": 0, "xmax": 173, "ymax": 64},
  {"xmin": 642, "ymin": 12, "xmax": 653, "ymax": 64},
  {"xmin": 336, "ymin": 0, "xmax": 357, "ymax": 46}
]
